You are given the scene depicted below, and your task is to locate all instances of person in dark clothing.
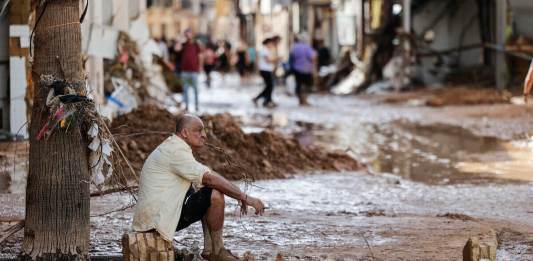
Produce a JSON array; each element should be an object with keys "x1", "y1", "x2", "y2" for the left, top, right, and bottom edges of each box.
[
  {"x1": 252, "y1": 38, "x2": 279, "y2": 108},
  {"x1": 315, "y1": 39, "x2": 331, "y2": 69},
  {"x1": 216, "y1": 40, "x2": 231, "y2": 74},
  {"x1": 236, "y1": 40, "x2": 247, "y2": 77},
  {"x1": 203, "y1": 42, "x2": 217, "y2": 88}
]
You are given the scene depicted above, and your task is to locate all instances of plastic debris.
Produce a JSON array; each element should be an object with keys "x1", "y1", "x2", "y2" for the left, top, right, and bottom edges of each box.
[
  {"x1": 88, "y1": 123, "x2": 99, "y2": 138},
  {"x1": 87, "y1": 124, "x2": 114, "y2": 186}
]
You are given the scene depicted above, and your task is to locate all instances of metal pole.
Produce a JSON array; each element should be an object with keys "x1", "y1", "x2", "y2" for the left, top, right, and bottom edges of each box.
[
  {"x1": 403, "y1": 0, "x2": 411, "y2": 34},
  {"x1": 495, "y1": 0, "x2": 508, "y2": 89}
]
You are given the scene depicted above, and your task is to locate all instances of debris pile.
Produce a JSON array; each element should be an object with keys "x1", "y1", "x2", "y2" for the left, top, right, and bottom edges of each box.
[
  {"x1": 382, "y1": 87, "x2": 512, "y2": 107},
  {"x1": 426, "y1": 87, "x2": 512, "y2": 107},
  {"x1": 110, "y1": 105, "x2": 175, "y2": 175},
  {"x1": 110, "y1": 106, "x2": 360, "y2": 181},
  {"x1": 103, "y1": 32, "x2": 146, "y2": 98},
  {"x1": 196, "y1": 114, "x2": 360, "y2": 180},
  {"x1": 100, "y1": 31, "x2": 179, "y2": 120}
]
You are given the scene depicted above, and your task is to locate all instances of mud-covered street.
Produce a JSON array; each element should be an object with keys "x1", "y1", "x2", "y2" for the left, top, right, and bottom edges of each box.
[{"x1": 2, "y1": 75, "x2": 533, "y2": 260}]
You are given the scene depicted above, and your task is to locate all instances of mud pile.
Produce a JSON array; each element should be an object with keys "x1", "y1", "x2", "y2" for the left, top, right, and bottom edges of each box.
[
  {"x1": 110, "y1": 106, "x2": 360, "y2": 181},
  {"x1": 196, "y1": 114, "x2": 360, "y2": 180},
  {"x1": 426, "y1": 87, "x2": 512, "y2": 107},
  {"x1": 110, "y1": 105, "x2": 175, "y2": 173},
  {"x1": 382, "y1": 87, "x2": 512, "y2": 107}
]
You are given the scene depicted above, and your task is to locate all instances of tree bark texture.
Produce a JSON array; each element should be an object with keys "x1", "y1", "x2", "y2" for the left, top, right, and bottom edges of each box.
[{"x1": 22, "y1": 0, "x2": 90, "y2": 260}]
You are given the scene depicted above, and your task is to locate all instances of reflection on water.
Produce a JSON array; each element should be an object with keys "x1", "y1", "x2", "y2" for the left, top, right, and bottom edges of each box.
[
  {"x1": 1, "y1": 116, "x2": 532, "y2": 193},
  {"x1": 296, "y1": 120, "x2": 532, "y2": 185}
]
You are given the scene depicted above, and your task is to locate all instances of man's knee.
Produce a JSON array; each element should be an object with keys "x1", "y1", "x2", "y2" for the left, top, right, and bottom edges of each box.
[{"x1": 210, "y1": 189, "x2": 224, "y2": 206}]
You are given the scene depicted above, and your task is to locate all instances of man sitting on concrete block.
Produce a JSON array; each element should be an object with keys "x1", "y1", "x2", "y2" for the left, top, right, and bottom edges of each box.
[{"x1": 132, "y1": 114, "x2": 265, "y2": 261}]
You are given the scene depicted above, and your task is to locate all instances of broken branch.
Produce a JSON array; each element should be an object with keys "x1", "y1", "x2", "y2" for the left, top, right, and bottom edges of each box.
[
  {"x1": 90, "y1": 185, "x2": 138, "y2": 197},
  {"x1": 0, "y1": 220, "x2": 24, "y2": 246}
]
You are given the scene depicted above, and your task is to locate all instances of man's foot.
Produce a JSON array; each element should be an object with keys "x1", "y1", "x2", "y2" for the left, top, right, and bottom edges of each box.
[
  {"x1": 201, "y1": 251, "x2": 211, "y2": 260},
  {"x1": 209, "y1": 248, "x2": 240, "y2": 261}
]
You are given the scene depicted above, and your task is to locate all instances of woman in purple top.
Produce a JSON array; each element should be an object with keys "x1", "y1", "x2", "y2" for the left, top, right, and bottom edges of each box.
[{"x1": 289, "y1": 33, "x2": 316, "y2": 106}]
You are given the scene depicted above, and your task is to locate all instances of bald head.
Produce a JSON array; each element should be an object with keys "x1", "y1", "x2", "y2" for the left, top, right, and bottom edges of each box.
[
  {"x1": 176, "y1": 114, "x2": 207, "y2": 149},
  {"x1": 176, "y1": 114, "x2": 202, "y2": 133}
]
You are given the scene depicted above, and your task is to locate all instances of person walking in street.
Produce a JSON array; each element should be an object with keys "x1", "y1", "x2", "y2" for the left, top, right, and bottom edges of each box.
[
  {"x1": 204, "y1": 42, "x2": 217, "y2": 88},
  {"x1": 246, "y1": 45, "x2": 256, "y2": 74},
  {"x1": 253, "y1": 37, "x2": 279, "y2": 108},
  {"x1": 289, "y1": 33, "x2": 317, "y2": 106},
  {"x1": 236, "y1": 40, "x2": 248, "y2": 79},
  {"x1": 133, "y1": 114, "x2": 265, "y2": 261},
  {"x1": 216, "y1": 40, "x2": 232, "y2": 81},
  {"x1": 176, "y1": 28, "x2": 203, "y2": 112}
]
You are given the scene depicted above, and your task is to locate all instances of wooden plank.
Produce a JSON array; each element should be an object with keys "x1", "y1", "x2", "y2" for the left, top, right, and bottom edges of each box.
[
  {"x1": 138, "y1": 233, "x2": 148, "y2": 261},
  {"x1": 132, "y1": 233, "x2": 139, "y2": 260},
  {"x1": 121, "y1": 233, "x2": 130, "y2": 261},
  {"x1": 146, "y1": 233, "x2": 157, "y2": 261},
  {"x1": 152, "y1": 234, "x2": 159, "y2": 261},
  {"x1": 495, "y1": 0, "x2": 508, "y2": 89},
  {"x1": 159, "y1": 251, "x2": 169, "y2": 261},
  {"x1": 122, "y1": 232, "x2": 174, "y2": 261}
]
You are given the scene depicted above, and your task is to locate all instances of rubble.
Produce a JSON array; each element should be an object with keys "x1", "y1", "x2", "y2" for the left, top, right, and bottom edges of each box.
[
  {"x1": 381, "y1": 86, "x2": 512, "y2": 107},
  {"x1": 437, "y1": 213, "x2": 476, "y2": 221},
  {"x1": 426, "y1": 87, "x2": 513, "y2": 107},
  {"x1": 110, "y1": 106, "x2": 360, "y2": 181},
  {"x1": 99, "y1": 31, "x2": 179, "y2": 121},
  {"x1": 110, "y1": 105, "x2": 175, "y2": 177},
  {"x1": 195, "y1": 114, "x2": 361, "y2": 180}
]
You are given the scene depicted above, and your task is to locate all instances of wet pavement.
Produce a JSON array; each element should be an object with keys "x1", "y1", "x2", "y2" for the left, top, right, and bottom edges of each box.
[
  {"x1": 202, "y1": 74, "x2": 533, "y2": 185},
  {"x1": 2, "y1": 73, "x2": 533, "y2": 259}
]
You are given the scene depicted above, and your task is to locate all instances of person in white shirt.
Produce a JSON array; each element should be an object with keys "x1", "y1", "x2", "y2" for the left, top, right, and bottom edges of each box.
[
  {"x1": 132, "y1": 114, "x2": 265, "y2": 261},
  {"x1": 252, "y1": 37, "x2": 279, "y2": 108}
]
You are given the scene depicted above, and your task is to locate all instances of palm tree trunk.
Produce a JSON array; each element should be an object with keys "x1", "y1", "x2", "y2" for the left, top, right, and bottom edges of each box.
[{"x1": 21, "y1": 0, "x2": 90, "y2": 260}]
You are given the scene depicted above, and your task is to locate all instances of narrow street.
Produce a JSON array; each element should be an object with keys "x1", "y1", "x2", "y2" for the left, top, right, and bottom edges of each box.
[
  {"x1": 3, "y1": 1, "x2": 533, "y2": 260},
  {"x1": 4, "y1": 74, "x2": 533, "y2": 260}
]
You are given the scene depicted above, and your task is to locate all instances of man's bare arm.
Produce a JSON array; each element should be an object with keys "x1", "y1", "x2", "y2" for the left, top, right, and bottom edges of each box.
[
  {"x1": 202, "y1": 171, "x2": 245, "y2": 200},
  {"x1": 202, "y1": 171, "x2": 265, "y2": 215}
]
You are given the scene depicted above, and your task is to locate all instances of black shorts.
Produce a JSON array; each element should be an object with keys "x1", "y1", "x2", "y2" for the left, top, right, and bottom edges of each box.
[
  {"x1": 204, "y1": 64, "x2": 214, "y2": 74},
  {"x1": 294, "y1": 71, "x2": 313, "y2": 87},
  {"x1": 176, "y1": 186, "x2": 213, "y2": 231}
]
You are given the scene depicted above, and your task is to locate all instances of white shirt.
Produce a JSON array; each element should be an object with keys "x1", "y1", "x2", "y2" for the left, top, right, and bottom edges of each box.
[
  {"x1": 158, "y1": 41, "x2": 169, "y2": 61},
  {"x1": 132, "y1": 135, "x2": 210, "y2": 241},
  {"x1": 258, "y1": 47, "x2": 274, "y2": 72}
]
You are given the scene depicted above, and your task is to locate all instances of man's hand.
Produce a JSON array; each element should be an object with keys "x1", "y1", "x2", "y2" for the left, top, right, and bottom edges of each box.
[
  {"x1": 240, "y1": 199, "x2": 248, "y2": 215},
  {"x1": 242, "y1": 195, "x2": 265, "y2": 215}
]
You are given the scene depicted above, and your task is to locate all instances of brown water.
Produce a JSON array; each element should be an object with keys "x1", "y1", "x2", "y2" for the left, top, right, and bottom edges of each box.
[{"x1": 290, "y1": 119, "x2": 533, "y2": 185}]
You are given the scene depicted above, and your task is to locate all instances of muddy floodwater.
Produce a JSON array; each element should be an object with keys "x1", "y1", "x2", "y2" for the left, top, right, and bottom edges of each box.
[
  {"x1": 2, "y1": 77, "x2": 533, "y2": 260},
  {"x1": 2, "y1": 170, "x2": 533, "y2": 260},
  {"x1": 293, "y1": 120, "x2": 533, "y2": 185}
]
